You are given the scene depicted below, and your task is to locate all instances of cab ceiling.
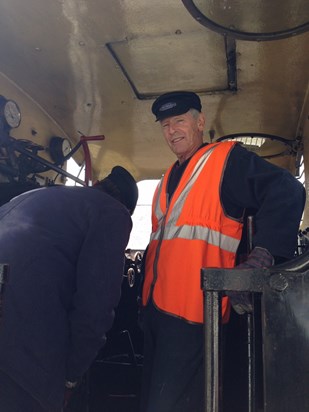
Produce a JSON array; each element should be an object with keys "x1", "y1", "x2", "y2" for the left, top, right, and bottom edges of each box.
[{"x1": 0, "y1": 0, "x2": 308, "y2": 181}]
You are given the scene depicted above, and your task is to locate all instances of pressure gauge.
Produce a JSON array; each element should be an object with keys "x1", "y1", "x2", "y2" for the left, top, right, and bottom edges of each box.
[
  {"x1": 49, "y1": 136, "x2": 72, "y2": 164},
  {"x1": 0, "y1": 97, "x2": 21, "y2": 129}
]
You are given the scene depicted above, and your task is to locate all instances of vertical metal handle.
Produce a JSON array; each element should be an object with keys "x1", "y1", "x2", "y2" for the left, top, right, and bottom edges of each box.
[
  {"x1": 246, "y1": 216, "x2": 256, "y2": 412},
  {"x1": 204, "y1": 290, "x2": 221, "y2": 412}
]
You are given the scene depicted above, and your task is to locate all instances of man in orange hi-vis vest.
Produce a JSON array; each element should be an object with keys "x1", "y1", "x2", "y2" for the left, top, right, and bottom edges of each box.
[{"x1": 139, "y1": 91, "x2": 305, "y2": 412}]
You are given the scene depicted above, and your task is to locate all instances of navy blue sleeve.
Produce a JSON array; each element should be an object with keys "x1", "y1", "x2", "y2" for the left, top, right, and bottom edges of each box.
[
  {"x1": 66, "y1": 205, "x2": 132, "y2": 381},
  {"x1": 221, "y1": 144, "x2": 306, "y2": 259}
]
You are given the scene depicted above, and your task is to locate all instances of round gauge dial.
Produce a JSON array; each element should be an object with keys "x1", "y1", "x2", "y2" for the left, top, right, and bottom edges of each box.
[
  {"x1": 62, "y1": 138, "x2": 72, "y2": 157},
  {"x1": 49, "y1": 136, "x2": 72, "y2": 164},
  {"x1": 0, "y1": 98, "x2": 21, "y2": 129}
]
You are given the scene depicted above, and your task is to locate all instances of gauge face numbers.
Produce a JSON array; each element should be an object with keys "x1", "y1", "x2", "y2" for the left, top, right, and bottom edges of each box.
[
  {"x1": 1, "y1": 98, "x2": 21, "y2": 129},
  {"x1": 49, "y1": 136, "x2": 72, "y2": 164},
  {"x1": 62, "y1": 138, "x2": 72, "y2": 157}
]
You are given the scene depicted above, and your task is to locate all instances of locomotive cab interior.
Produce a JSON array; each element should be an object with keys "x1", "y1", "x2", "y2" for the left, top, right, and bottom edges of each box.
[{"x1": 0, "y1": 0, "x2": 308, "y2": 411}]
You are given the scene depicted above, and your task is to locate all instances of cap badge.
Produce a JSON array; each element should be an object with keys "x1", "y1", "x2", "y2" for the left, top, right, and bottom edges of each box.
[{"x1": 159, "y1": 102, "x2": 177, "y2": 112}]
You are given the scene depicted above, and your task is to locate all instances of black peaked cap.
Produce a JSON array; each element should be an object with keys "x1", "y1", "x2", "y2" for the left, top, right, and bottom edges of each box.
[{"x1": 152, "y1": 91, "x2": 202, "y2": 121}]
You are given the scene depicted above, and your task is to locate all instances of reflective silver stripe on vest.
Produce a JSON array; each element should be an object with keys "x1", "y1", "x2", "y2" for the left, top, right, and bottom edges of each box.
[
  {"x1": 151, "y1": 145, "x2": 239, "y2": 253},
  {"x1": 171, "y1": 147, "x2": 215, "y2": 219},
  {"x1": 152, "y1": 223, "x2": 240, "y2": 253},
  {"x1": 154, "y1": 146, "x2": 216, "y2": 222},
  {"x1": 153, "y1": 178, "x2": 164, "y2": 223}
]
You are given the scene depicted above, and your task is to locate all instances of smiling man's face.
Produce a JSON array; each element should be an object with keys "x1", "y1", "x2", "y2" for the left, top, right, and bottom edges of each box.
[{"x1": 160, "y1": 110, "x2": 205, "y2": 164}]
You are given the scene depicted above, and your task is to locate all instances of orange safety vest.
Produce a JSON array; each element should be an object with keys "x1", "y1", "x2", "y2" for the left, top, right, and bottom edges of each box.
[{"x1": 142, "y1": 141, "x2": 244, "y2": 324}]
